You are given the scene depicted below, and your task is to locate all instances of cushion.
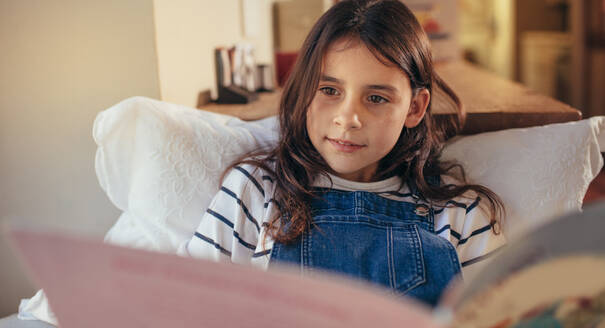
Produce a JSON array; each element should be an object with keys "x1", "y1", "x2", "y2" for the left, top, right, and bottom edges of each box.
[
  {"x1": 440, "y1": 118, "x2": 605, "y2": 238},
  {"x1": 93, "y1": 96, "x2": 279, "y2": 252}
]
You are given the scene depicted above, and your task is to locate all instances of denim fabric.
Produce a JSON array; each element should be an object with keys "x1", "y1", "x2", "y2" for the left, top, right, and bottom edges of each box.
[{"x1": 269, "y1": 188, "x2": 461, "y2": 307}]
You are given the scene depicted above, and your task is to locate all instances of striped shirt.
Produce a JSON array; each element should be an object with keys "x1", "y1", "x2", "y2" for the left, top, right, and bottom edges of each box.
[{"x1": 178, "y1": 164, "x2": 506, "y2": 284}]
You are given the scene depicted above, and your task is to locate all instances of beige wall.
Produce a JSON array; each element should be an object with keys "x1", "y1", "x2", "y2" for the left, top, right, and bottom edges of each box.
[
  {"x1": 274, "y1": 0, "x2": 324, "y2": 52},
  {"x1": 0, "y1": 0, "x2": 160, "y2": 317},
  {"x1": 153, "y1": 0, "x2": 275, "y2": 107}
]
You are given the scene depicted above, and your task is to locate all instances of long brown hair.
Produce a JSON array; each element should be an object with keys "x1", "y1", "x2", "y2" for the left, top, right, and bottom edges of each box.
[{"x1": 226, "y1": 0, "x2": 504, "y2": 244}]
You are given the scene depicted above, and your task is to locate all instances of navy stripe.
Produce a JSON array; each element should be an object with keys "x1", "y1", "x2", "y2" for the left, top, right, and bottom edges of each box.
[
  {"x1": 435, "y1": 224, "x2": 451, "y2": 235},
  {"x1": 263, "y1": 198, "x2": 281, "y2": 210},
  {"x1": 220, "y1": 186, "x2": 261, "y2": 232},
  {"x1": 252, "y1": 249, "x2": 272, "y2": 258},
  {"x1": 261, "y1": 175, "x2": 274, "y2": 183},
  {"x1": 444, "y1": 199, "x2": 468, "y2": 209},
  {"x1": 450, "y1": 229, "x2": 461, "y2": 240},
  {"x1": 206, "y1": 208, "x2": 234, "y2": 229},
  {"x1": 457, "y1": 224, "x2": 492, "y2": 246},
  {"x1": 234, "y1": 166, "x2": 265, "y2": 197},
  {"x1": 466, "y1": 197, "x2": 481, "y2": 214},
  {"x1": 435, "y1": 224, "x2": 462, "y2": 239},
  {"x1": 461, "y1": 246, "x2": 504, "y2": 267},
  {"x1": 233, "y1": 231, "x2": 256, "y2": 250},
  {"x1": 434, "y1": 198, "x2": 481, "y2": 214},
  {"x1": 194, "y1": 232, "x2": 231, "y2": 256}
]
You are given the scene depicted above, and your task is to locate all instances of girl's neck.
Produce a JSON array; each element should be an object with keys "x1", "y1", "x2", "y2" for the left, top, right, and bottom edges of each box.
[{"x1": 314, "y1": 173, "x2": 402, "y2": 192}]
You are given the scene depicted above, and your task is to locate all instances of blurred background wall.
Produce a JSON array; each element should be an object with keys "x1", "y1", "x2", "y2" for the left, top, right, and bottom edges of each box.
[{"x1": 457, "y1": 0, "x2": 605, "y2": 117}]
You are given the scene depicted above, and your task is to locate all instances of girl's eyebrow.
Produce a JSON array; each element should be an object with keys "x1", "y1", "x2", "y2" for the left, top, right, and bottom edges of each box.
[
  {"x1": 320, "y1": 74, "x2": 342, "y2": 83},
  {"x1": 367, "y1": 84, "x2": 398, "y2": 93},
  {"x1": 320, "y1": 74, "x2": 398, "y2": 94}
]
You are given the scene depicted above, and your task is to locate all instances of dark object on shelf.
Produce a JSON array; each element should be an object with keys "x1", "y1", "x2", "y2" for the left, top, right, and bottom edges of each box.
[
  {"x1": 216, "y1": 85, "x2": 258, "y2": 104},
  {"x1": 215, "y1": 48, "x2": 232, "y2": 88},
  {"x1": 214, "y1": 47, "x2": 258, "y2": 104}
]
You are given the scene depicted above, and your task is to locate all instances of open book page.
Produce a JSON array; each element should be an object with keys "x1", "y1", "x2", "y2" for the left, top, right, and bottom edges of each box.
[
  {"x1": 7, "y1": 227, "x2": 441, "y2": 328},
  {"x1": 8, "y1": 202, "x2": 605, "y2": 328},
  {"x1": 450, "y1": 202, "x2": 605, "y2": 328}
]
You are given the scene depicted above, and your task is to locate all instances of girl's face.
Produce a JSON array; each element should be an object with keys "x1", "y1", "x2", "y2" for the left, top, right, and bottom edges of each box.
[{"x1": 306, "y1": 38, "x2": 429, "y2": 182}]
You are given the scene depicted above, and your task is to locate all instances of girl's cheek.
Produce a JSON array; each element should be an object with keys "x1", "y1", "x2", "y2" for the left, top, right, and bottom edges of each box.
[
  {"x1": 369, "y1": 107, "x2": 396, "y2": 124},
  {"x1": 306, "y1": 103, "x2": 317, "y2": 120},
  {"x1": 373, "y1": 113, "x2": 406, "y2": 135},
  {"x1": 308, "y1": 100, "x2": 329, "y2": 120},
  {"x1": 306, "y1": 105, "x2": 321, "y2": 132}
]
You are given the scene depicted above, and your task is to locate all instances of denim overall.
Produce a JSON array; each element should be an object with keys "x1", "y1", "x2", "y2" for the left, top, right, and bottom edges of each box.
[{"x1": 268, "y1": 185, "x2": 462, "y2": 307}]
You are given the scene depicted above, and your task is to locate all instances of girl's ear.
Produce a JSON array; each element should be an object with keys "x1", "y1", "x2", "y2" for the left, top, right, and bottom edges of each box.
[{"x1": 404, "y1": 89, "x2": 430, "y2": 128}]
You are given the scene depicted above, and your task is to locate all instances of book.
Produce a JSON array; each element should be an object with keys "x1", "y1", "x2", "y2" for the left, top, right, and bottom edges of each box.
[
  {"x1": 215, "y1": 48, "x2": 232, "y2": 87},
  {"x1": 7, "y1": 202, "x2": 605, "y2": 328}
]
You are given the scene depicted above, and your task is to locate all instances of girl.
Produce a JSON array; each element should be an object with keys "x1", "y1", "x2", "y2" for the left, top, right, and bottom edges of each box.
[{"x1": 179, "y1": 0, "x2": 506, "y2": 307}]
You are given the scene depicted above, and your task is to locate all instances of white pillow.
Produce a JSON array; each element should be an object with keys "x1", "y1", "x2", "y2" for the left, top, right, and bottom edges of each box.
[
  {"x1": 441, "y1": 117, "x2": 605, "y2": 238},
  {"x1": 93, "y1": 96, "x2": 279, "y2": 252}
]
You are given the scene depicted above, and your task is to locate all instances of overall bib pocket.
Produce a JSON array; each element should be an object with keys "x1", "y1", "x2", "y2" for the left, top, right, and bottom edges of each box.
[
  {"x1": 268, "y1": 189, "x2": 460, "y2": 306},
  {"x1": 305, "y1": 216, "x2": 426, "y2": 294}
]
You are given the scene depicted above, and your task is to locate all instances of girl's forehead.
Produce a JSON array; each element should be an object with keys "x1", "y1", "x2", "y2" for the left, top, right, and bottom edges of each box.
[
  {"x1": 322, "y1": 37, "x2": 399, "y2": 69},
  {"x1": 326, "y1": 37, "x2": 361, "y2": 53},
  {"x1": 320, "y1": 38, "x2": 409, "y2": 86}
]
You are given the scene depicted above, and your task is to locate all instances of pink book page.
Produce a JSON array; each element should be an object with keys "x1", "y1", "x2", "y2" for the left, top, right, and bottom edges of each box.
[{"x1": 8, "y1": 228, "x2": 441, "y2": 328}]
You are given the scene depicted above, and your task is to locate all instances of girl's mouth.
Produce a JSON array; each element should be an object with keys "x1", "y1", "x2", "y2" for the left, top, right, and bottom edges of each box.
[{"x1": 327, "y1": 138, "x2": 365, "y2": 153}]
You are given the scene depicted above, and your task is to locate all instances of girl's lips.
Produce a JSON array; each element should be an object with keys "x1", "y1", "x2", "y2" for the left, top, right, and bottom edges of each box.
[{"x1": 327, "y1": 138, "x2": 365, "y2": 153}]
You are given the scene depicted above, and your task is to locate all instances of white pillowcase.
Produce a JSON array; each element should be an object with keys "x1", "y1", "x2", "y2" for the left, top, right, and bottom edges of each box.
[
  {"x1": 440, "y1": 117, "x2": 605, "y2": 238},
  {"x1": 94, "y1": 96, "x2": 279, "y2": 252},
  {"x1": 19, "y1": 96, "x2": 605, "y2": 325}
]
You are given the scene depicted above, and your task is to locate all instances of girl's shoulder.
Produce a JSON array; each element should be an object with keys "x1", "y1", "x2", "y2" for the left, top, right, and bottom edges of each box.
[
  {"x1": 222, "y1": 161, "x2": 277, "y2": 198},
  {"x1": 432, "y1": 174, "x2": 483, "y2": 213},
  {"x1": 227, "y1": 161, "x2": 275, "y2": 178}
]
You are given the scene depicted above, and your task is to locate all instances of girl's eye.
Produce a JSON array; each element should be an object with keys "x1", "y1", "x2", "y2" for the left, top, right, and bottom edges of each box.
[
  {"x1": 319, "y1": 87, "x2": 339, "y2": 96},
  {"x1": 368, "y1": 95, "x2": 388, "y2": 104}
]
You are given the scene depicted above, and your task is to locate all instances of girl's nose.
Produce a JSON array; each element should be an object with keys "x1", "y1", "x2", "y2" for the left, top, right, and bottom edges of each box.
[{"x1": 333, "y1": 100, "x2": 362, "y2": 130}]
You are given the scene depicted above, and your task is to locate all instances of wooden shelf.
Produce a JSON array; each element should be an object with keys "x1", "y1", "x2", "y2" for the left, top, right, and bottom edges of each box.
[
  {"x1": 433, "y1": 61, "x2": 581, "y2": 134},
  {"x1": 199, "y1": 61, "x2": 581, "y2": 135}
]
